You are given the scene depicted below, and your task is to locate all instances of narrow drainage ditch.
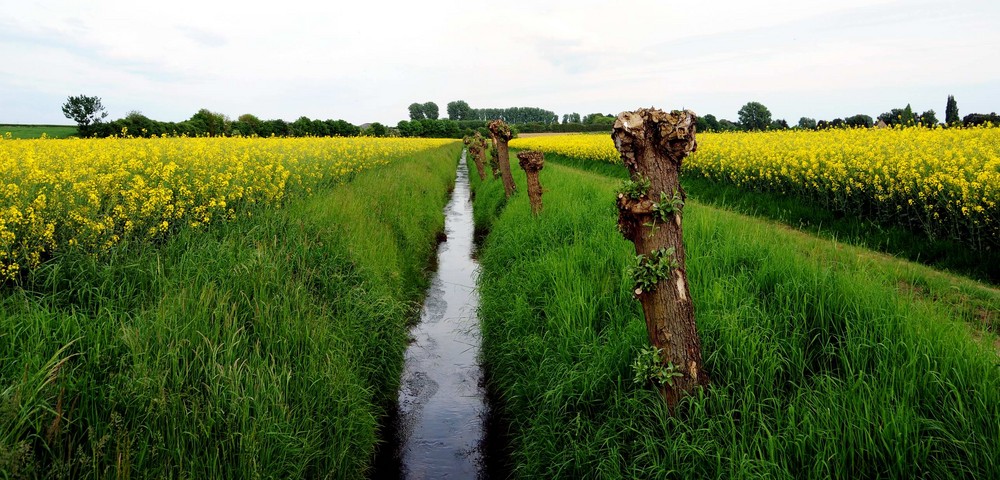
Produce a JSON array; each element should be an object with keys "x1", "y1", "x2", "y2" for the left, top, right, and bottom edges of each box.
[{"x1": 373, "y1": 150, "x2": 507, "y2": 479}]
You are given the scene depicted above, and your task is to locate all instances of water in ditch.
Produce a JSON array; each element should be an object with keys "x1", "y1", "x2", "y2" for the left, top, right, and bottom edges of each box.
[{"x1": 377, "y1": 151, "x2": 494, "y2": 479}]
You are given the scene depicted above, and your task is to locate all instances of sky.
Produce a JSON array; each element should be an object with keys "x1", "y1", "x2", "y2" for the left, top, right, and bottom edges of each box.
[{"x1": 2, "y1": 0, "x2": 999, "y2": 126}]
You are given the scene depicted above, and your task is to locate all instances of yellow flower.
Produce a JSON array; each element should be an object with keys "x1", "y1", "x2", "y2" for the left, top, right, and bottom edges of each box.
[
  {"x1": 0, "y1": 136, "x2": 454, "y2": 279},
  {"x1": 512, "y1": 127, "x2": 999, "y2": 249}
]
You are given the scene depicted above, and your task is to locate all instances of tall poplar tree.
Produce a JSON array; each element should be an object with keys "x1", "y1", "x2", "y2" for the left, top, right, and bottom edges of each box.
[{"x1": 946, "y1": 95, "x2": 960, "y2": 126}]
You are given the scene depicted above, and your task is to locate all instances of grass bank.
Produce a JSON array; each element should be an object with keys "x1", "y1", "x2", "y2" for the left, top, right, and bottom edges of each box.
[
  {"x1": 532, "y1": 152, "x2": 1000, "y2": 285},
  {"x1": 0, "y1": 143, "x2": 461, "y2": 478},
  {"x1": 471, "y1": 155, "x2": 1000, "y2": 478},
  {"x1": 1, "y1": 125, "x2": 78, "y2": 139}
]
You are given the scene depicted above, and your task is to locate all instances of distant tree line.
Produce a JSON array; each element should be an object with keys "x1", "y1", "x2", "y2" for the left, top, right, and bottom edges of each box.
[
  {"x1": 400, "y1": 101, "x2": 613, "y2": 138},
  {"x1": 395, "y1": 116, "x2": 614, "y2": 139},
  {"x1": 88, "y1": 109, "x2": 366, "y2": 138},
  {"x1": 468, "y1": 107, "x2": 558, "y2": 124},
  {"x1": 396, "y1": 119, "x2": 489, "y2": 139},
  {"x1": 61, "y1": 95, "x2": 379, "y2": 138},
  {"x1": 410, "y1": 100, "x2": 561, "y2": 125},
  {"x1": 516, "y1": 122, "x2": 613, "y2": 134},
  {"x1": 407, "y1": 97, "x2": 995, "y2": 138},
  {"x1": 960, "y1": 112, "x2": 1000, "y2": 127},
  {"x1": 61, "y1": 94, "x2": 999, "y2": 140},
  {"x1": 695, "y1": 96, "x2": 998, "y2": 133},
  {"x1": 516, "y1": 112, "x2": 616, "y2": 133}
]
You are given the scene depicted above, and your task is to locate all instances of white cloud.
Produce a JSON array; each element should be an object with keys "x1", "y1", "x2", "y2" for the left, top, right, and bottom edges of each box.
[{"x1": 2, "y1": 0, "x2": 998, "y2": 125}]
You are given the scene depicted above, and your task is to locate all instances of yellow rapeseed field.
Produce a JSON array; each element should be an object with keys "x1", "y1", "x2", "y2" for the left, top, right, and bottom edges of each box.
[
  {"x1": 511, "y1": 128, "x2": 1000, "y2": 249},
  {"x1": 0, "y1": 135, "x2": 452, "y2": 279}
]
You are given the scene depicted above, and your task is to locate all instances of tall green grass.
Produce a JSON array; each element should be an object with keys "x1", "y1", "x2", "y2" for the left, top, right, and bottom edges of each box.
[
  {"x1": 0, "y1": 143, "x2": 461, "y2": 478},
  {"x1": 534, "y1": 152, "x2": 1000, "y2": 284},
  {"x1": 471, "y1": 156, "x2": 1000, "y2": 478}
]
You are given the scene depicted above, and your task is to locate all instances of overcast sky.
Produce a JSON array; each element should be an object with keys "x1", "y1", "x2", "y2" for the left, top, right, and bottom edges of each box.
[{"x1": 2, "y1": 0, "x2": 998, "y2": 126}]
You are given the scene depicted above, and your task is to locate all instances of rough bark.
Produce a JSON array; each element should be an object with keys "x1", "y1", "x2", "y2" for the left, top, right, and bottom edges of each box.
[
  {"x1": 488, "y1": 120, "x2": 516, "y2": 197},
  {"x1": 612, "y1": 108, "x2": 708, "y2": 410},
  {"x1": 516, "y1": 150, "x2": 544, "y2": 215},
  {"x1": 468, "y1": 144, "x2": 486, "y2": 181},
  {"x1": 488, "y1": 143, "x2": 501, "y2": 179},
  {"x1": 470, "y1": 134, "x2": 487, "y2": 181}
]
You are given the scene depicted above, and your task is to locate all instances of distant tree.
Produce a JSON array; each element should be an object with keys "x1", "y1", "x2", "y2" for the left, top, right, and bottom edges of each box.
[
  {"x1": 423, "y1": 102, "x2": 439, "y2": 120},
  {"x1": 234, "y1": 113, "x2": 263, "y2": 136},
  {"x1": 122, "y1": 110, "x2": 157, "y2": 136},
  {"x1": 327, "y1": 119, "x2": 360, "y2": 136},
  {"x1": 718, "y1": 119, "x2": 741, "y2": 132},
  {"x1": 311, "y1": 119, "x2": 330, "y2": 136},
  {"x1": 418, "y1": 119, "x2": 443, "y2": 137},
  {"x1": 189, "y1": 109, "x2": 229, "y2": 136},
  {"x1": 878, "y1": 104, "x2": 916, "y2": 127},
  {"x1": 844, "y1": 114, "x2": 873, "y2": 128},
  {"x1": 798, "y1": 117, "x2": 817, "y2": 129},
  {"x1": 366, "y1": 122, "x2": 388, "y2": 137},
  {"x1": 919, "y1": 109, "x2": 938, "y2": 126},
  {"x1": 411, "y1": 119, "x2": 462, "y2": 138},
  {"x1": 447, "y1": 100, "x2": 473, "y2": 120},
  {"x1": 439, "y1": 119, "x2": 461, "y2": 137},
  {"x1": 583, "y1": 113, "x2": 614, "y2": 125},
  {"x1": 408, "y1": 103, "x2": 425, "y2": 120},
  {"x1": 62, "y1": 94, "x2": 109, "y2": 136},
  {"x1": 829, "y1": 118, "x2": 845, "y2": 129},
  {"x1": 569, "y1": 112, "x2": 581, "y2": 123},
  {"x1": 877, "y1": 109, "x2": 902, "y2": 127},
  {"x1": 770, "y1": 118, "x2": 789, "y2": 130},
  {"x1": 695, "y1": 116, "x2": 709, "y2": 132},
  {"x1": 901, "y1": 104, "x2": 916, "y2": 126},
  {"x1": 962, "y1": 112, "x2": 1000, "y2": 127},
  {"x1": 397, "y1": 120, "x2": 422, "y2": 137},
  {"x1": 702, "y1": 114, "x2": 720, "y2": 132},
  {"x1": 877, "y1": 110, "x2": 895, "y2": 126},
  {"x1": 290, "y1": 116, "x2": 315, "y2": 136},
  {"x1": 816, "y1": 120, "x2": 830, "y2": 130},
  {"x1": 267, "y1": 119, "x2": 290, "y2": 136},
  {"x1": 945, "y1": 95, "x2": 960, "y2": 126},
  {"x1": 737, "y1": 101, "x2": 772, "y2": 131},
  {"x1": 254, "y1": 117, "x2": 275, "y2": 137}
]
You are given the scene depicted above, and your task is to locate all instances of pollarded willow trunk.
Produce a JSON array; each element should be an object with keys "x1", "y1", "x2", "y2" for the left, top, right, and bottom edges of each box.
[
  {"x1": 612, "y1": 108, "x2": 708, "y2": 411},
  {"x1": 468, "y1": 144, "x2": 487, "y2": 181},
  {"x1": 488, "y1": 142, "x2": 501, "y2": 179},
  {"x1": 516, "y1": 150, "x2": 544, "y2": 215},
  {"x1": 488, "y1": 120, "x2": 516, "y2": 197},
  {"x1": 470, "y1": 133, "x2": 487, "y2": 181},
  {"x1": 463, "y1": 134, "x2": 484, "y2": 180}
]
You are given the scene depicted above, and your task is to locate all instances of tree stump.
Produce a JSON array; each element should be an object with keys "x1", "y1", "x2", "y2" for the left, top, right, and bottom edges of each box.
[
  {"x1": 612, "y1": 108, "x2": 708, "y2": 411},
  {"x1": 488, "y1": 120, "x2": 516, "y2": 197},
  {"x1": 516, "y1": 150, "x2": 544, "y2": 215}
]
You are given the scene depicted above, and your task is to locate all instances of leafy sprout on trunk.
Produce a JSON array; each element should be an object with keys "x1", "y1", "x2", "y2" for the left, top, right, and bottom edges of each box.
[
  {"x1": 632, "y1": 346, "x2": 684, "y2": 387},
  {"x1": 628, "y1": 247, "x2": 679, "y2": 295},
  {"x1": 652, "y1": 190, "x2": 684, "y2": 220},
  {"x1": 616, "y1": 176, "x2": 651, "y2": 200}
]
